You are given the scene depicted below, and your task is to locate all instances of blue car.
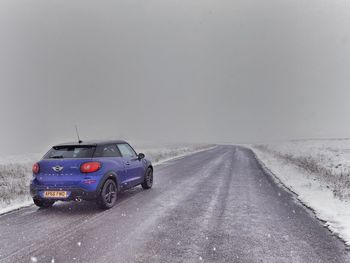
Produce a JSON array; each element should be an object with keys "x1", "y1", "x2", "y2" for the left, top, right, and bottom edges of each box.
[{"x1": 30, "y1": 140, "x2": 153, "y2": 209}]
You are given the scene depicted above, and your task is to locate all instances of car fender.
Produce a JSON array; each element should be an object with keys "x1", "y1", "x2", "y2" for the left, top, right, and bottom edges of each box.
[{"x1": 97, "y1": 170, "x2": 121, "y2": 193}]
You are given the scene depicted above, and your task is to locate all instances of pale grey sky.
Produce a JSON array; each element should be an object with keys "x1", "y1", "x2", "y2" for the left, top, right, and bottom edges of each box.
[{"x1": 1, "y1": 0, "x2": 350, "y2": 155}]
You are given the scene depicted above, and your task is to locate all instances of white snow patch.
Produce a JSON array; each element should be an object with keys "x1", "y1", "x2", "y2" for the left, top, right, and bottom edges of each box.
[
  {"x1": 0, "y1": 199, "x2": 33, "y2": 215},
  {"x1": 251, "y1": 141, "x2": 350, "y2": 246}
]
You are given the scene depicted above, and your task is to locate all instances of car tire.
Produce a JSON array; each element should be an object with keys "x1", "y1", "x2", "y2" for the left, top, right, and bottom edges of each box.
[
  {"x1": 141, "y1": 168, "x2": 153, "y2": 189},
  {"x1": 96, "y1": 179, "x2": 118, "y2": 209},
  {"x1": 33, "y1": 199, "x2": 55, "y2": 208}
]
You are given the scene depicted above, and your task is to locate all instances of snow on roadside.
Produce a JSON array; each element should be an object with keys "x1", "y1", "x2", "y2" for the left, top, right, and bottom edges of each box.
[
  {"x1": 251, "y1": 144, "x2": 350, "y2": 246},
  {"x1": 0, "y1": 144, "x2": 214, "y2": 215},
  {"x1": 138, "y1": 145, "x2": 217, "y2": 165}
]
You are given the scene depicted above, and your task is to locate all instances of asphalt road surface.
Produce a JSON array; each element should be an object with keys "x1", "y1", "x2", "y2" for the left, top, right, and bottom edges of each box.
[{"x1": 0, "y1": 146, "x2": 349, "y2": 263}]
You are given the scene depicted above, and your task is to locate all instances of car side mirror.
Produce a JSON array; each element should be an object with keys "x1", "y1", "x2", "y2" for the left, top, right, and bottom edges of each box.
[{"x1": 138, "y1": 153, "x2": 145, "y2": 160}]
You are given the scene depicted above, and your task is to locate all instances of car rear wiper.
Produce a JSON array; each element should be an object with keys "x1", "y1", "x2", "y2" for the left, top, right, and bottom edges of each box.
[{"x1": 50, "y1": 155, "x2": 64, "y2": 159}]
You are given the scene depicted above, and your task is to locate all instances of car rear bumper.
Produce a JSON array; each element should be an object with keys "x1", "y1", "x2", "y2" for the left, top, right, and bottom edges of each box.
[{"x1": 30, "y1": 183, "x2": 99, "y2": 201}]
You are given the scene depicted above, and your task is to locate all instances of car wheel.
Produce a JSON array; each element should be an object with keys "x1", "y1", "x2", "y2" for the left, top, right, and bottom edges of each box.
[
  {"x1": 97, "y1": 179, "x2": 118, "y2": 209},
  {"x1": 33, "y1": 198, "x2": 55, "y2": 208},
  {"x1": 141, "y1": 168, "x2": 153, "y2": 189}
]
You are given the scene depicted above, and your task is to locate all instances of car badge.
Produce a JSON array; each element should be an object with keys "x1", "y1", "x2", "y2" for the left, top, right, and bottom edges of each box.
[{"x1": 52, "y1": 165, "x2": 64, "y2": 172}]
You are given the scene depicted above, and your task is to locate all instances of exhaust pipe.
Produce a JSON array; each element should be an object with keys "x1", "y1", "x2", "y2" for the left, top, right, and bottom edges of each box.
[{"x1": 75, "y1": 197, "x2": 82, "y2": 202}]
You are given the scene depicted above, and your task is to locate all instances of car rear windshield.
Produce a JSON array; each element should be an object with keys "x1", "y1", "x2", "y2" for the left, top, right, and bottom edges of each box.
[{"x1": 43, "y1": 145, "x2": 96, "y2": 159}]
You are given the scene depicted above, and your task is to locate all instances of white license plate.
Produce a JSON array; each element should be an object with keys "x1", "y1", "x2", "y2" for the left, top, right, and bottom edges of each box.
[{"x1": 44, "y1": 191, "x2": 68, "y2": 198}]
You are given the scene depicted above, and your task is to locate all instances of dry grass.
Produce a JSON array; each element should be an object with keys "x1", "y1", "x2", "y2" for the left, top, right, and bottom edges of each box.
[
  {"x1": 254, "y1": 144, "x2": 350, "y2": 200},
  {"x1": 0, "y1": 162, "x2": 32, "y2": 205}
]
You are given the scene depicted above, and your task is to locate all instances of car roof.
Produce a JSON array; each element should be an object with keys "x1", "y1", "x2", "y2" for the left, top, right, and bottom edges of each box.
[{"x1": 53, "y1": 139, "x2": 128, "y2": 147}]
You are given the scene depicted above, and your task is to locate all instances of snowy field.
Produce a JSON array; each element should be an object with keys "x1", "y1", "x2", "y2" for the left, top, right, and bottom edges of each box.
[
  {"x1": 0, "y1": 143, "x2": 214, "y2": 215},
  {"x1": 251, "y1": 139, "x2": 350, "y2": 246}
]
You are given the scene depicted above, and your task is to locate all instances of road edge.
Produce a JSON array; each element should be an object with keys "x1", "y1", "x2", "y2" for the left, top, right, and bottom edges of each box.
[{"x1": 248, "y1": 146, "x2": 350, "y2": 249}]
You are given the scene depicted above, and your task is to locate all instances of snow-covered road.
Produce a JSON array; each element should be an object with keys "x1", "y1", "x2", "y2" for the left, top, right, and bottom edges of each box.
[{"x1": 0, "y1": 146, "x2": 349, "y2": 262}]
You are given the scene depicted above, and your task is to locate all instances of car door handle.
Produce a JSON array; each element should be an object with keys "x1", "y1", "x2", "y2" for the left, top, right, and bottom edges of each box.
[{"x1": 125, "y1": 162, "x2": 130, "y2": 166}]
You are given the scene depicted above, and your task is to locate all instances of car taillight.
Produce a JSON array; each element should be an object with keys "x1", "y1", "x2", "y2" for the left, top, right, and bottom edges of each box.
[
  {"x1": 32, "y1": 163, "x2": 40, "y2": 174},
  {"x1": 80, "y1": 162, "x2": 101, "y2": 173}
]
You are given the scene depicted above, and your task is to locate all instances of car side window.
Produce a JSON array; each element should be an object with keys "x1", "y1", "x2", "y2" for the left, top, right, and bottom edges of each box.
[
  {"x1": 94, "y1": 144, "x2": 121, "y2": 158},
  {"x1": 117, "y1": 144, "x2": 137, "y2": 158}
]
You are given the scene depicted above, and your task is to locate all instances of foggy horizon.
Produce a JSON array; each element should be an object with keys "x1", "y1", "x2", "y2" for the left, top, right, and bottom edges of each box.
[{"x1": 1, "y1": 0, "x2": 350, "y2": 155}]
